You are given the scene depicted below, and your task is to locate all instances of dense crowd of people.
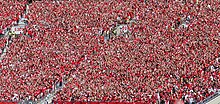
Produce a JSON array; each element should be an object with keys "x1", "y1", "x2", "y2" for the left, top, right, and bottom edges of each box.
[
  {"x1": 0, "y1": 0, "x2": 26, "y2": 29},
  {"x1": 0, "y1": 0, "x2": 219, "y2": 104},
  {"x1": 0, "y1": 0, "x2": 28, "y2": 56}
]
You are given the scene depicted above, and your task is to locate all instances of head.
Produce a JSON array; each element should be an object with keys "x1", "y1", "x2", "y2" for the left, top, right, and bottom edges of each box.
[{"x1": 174, "y1": 99, "x2": 184, "y2": 104}]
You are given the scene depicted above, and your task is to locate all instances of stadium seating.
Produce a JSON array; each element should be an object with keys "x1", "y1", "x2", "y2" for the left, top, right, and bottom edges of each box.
[
  {"x1": 0, "y1": 0, "x2": 219, "y2": 104},
  {"x1": 0, "y1": 0, "x2": 26, "y2": 29}
]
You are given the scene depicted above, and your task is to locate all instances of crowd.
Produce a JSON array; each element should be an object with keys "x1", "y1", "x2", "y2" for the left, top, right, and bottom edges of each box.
[
  {"x1": 0, "y1": 0, "x2": 27, "y2": 56},
  {"x1": 0, "y1": 0, "x2": 219, "y2": 104},
  {"x1": 0, "y1": 0, "x2": 26, "y2": 29}
]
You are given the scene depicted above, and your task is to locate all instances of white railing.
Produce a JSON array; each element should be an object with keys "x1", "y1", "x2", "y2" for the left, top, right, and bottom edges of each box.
[{"x1": 198, "y1": 91, "x2": 220, "y2": 104}]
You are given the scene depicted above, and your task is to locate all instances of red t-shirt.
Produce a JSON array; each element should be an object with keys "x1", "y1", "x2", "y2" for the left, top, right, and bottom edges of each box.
[
  {"x1": 60, "y1": 65, "x2": 65, "y2": 73},
  {"x1": 28, "y1": 30, "x2": 32, "y2": 36}
]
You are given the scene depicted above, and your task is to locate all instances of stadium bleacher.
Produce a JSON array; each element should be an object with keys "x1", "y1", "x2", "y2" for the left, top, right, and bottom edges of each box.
[{"x1": 0, "y1": 0, "x2": 219, "y2": 104}]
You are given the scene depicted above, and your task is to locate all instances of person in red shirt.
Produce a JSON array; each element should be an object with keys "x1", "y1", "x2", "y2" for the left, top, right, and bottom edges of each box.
[{"x1": 0, "y1": 29, "x2": 3, "y2": 36}]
